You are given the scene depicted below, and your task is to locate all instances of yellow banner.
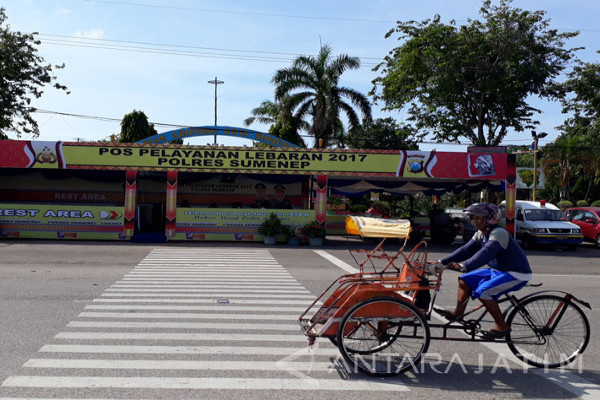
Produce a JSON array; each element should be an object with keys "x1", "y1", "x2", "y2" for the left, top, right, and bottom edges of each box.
[
  {"x1": 0, "y1": 204, "x2": 125, "y2": 240},
  {"x1": 175, "y1": 208, "x2": 315, "y2": 241},
  {"x1": 61, "y1": 146, "x2": 400, "y2": 174}
]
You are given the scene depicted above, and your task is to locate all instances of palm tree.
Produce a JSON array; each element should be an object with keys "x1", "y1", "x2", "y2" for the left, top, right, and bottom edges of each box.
[
  {"x1": 271, "y1": 45, "x2": 372, "y2": 148},
  {"x1": 543, "y1": 136, "x2": 579, "y2": 201},
  {"x1": 243, "y1": 100, "x2": 280, "y2": 127},
  {"x1": 243, "y1": 99, "x2": 308, "y2": 147}
]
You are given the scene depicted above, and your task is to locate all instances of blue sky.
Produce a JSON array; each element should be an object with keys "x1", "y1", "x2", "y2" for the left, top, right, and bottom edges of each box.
[{"x1": 3, "y1": 0, "x2": 600, "y2": 151}]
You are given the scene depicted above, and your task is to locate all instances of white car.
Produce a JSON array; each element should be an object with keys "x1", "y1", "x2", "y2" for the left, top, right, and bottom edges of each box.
[{"x1": 499, "y1": 200, "x2": 583, "y2": 250}]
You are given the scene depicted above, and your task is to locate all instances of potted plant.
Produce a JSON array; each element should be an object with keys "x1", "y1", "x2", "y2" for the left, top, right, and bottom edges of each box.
[
  {"x1": 283, "y1": 225, "x2": 300, "y2": 246},
  {"x1": 303, "y1": 220, "x2": 326, "y2": 246},
  {"x1": 259, "y1": 213, "x2": 283, "y2": 245}
]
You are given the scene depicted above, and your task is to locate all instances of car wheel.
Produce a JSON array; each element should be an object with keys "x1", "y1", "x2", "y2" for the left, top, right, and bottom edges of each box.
[
  {"x1": 596, "y1": 235, "x2": 600, "y2": 248},
  {"x1": 521, "y1": 234, "x2": 532, "y2": 250}
]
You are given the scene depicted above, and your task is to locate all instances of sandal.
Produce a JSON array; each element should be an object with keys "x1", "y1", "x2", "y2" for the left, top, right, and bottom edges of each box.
[
  {"x1": 434, "y1": 307, "x2": 460, "y2": 322},
  {"x1": 481, "y1": 328, "x2": 511, "y2": 340}
]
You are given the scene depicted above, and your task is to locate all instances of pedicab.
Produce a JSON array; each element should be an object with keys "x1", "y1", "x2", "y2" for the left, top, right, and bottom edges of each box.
[{"x1": 298, "y1": 216, "x2": 591, "y2": 376}]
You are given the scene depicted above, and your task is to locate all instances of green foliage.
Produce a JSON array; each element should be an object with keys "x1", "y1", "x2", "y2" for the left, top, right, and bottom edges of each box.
[
  {"x1": 281, "y1": 225, "x2": 298, "y2": 238},
  {"x1": 371, "y1": 0, "x2": 578, "y2": 146},
  {"x1": 591, "y1": 200, "x2": 600, "y2": 207},
  {"x1": 346, "y1": 118, "x2": 419, "y2": 150},
  {"x1": 556, "y1": 200, "x2": 573, "y2": 210},
  {"x1": 0, "y1": 8, "x2": 69, "y2": 139},
  {"x1": 302, "y1": 221, "x2": 326, "y2": 238},
  {"x1": 118, "y1": 110, "x2": 158, "y2": 143},
  {"x1": 369, "y1": 200, "x2": 390, "y2": 216},
  {"x1": 244, "y1": 99, "x2": 307, "y2": 147},
  {"x1": 272, "y1": 45, "x2": 372, "y2": 148},
  {"x1": 258, "y1": 213, "x2": 283, "y2": 236},
  {"x1": 351, "y1": 204, "x2": 369, "y2": 213},
  {"x1": 552, "y1": 61, "x2": 600, "y2": 202},
  {"x1": 576, "y1": 200, "x2": 590, "y2": 207},
  {"x1": 560, "y1": 61, "x2": 600, "y2": 122}
]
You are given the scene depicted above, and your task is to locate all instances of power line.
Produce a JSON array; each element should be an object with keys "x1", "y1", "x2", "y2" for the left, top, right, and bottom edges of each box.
[
  {"x1": 80, "y1": 0, "x2": 394, "y2": 24},
  {"x1": 31, "y1": 109, "x2": 577, "y2": 147},
  {"x1": 79, "y1": 0, "x2": 600, "y2": 34},
  {"x1": 37, "y1": 34, "x2": 381, "y2": 67},
  {"x1": 39, "y1": 34, "x2": 384, "y2": 61},
  {"x1": 37, "y1": 33, "x2": 583, "y2": 71},
  {"x1": 33, "y1": 109, "x2": 186, "y2": 129}
]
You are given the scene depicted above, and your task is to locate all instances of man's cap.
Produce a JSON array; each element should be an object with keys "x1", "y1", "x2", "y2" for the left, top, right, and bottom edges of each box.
[
  {"x1": 255, "y1": 183, "x2": 266, "y2": 189},
  {"x1": 274, "y1": 184, "x2": 285, "y2": 190}
]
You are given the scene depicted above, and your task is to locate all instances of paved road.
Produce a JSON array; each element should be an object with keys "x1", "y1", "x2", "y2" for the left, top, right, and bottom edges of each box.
[{"x1": 0, "y1": 239, "x2": 599, "y2": 399}]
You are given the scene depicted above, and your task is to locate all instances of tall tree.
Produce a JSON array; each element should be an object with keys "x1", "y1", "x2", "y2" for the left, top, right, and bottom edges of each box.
[
  {"x1": 243, "y1": 99, "x2": 307, "y2": 147},
  {"x1": 0, "y1": 8, "x2": 69, "y2": 139},
  {"x1": 555, "y1": 59, "x2": 600, "y2": 201},
  {"x1": 542, "y1": 136, "x2": 579, "y2": 201},
  {"x1": 272, "y1": 45, "x2": 372, "y2": 148},
  {"x1": 118, "y1": 110, "x2": 158, "y2": 143},
  {"x1": 371, "y1": 0, "x2": 578, "y2": 146},
  {"x1": 346, "y1": 117, "x2": 419, "y2": 150},
  {"x1": 560, "y1": 59, "x2": 600, "y2": 123}
]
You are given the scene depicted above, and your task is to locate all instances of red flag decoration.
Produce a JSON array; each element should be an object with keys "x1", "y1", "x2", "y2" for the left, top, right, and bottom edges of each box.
[
  {"x1": 165, "y1": 171, "x2": 178, "y2": 237},
  {"x1": 315, "y1": 175, "x2": 327, "y2": 224},
  {"x1": 124, "y1": 170, "x2": 137, "y2": 238}
]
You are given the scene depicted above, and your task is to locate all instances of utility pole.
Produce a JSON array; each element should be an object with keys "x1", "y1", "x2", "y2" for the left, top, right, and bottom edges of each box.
[
  {"x1": 207, "y1": 77, "x2": 224, "y2": 145},
  {"x1": 531, "y1": 131, "x2": 548, "y2": 202}
]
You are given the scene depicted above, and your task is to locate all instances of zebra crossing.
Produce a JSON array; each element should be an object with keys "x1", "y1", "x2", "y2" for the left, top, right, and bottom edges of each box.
[{"x1": 0, "y1": 248, "x2": 408, "y2": 399}]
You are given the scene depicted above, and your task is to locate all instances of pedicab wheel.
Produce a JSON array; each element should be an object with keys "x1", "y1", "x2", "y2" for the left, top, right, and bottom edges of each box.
[
  {"x1": 336, "y1": 297, "x2": 430, "y2": 376},
  {"x1": 506, "y1": 294, "x2": 590, "y2": 368}
]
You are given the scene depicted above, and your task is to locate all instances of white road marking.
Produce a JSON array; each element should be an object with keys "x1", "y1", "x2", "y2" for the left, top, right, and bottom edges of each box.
[
  {"x1": 90, "y1": 298, "x2": 322, "y2": 305},
  {"x1": 106, "y1": 284, "x2": 310, "y2": 294},
  {"x1": 131, "y1": 270, "x2": 291, "y2": 275},
  {"x1": 81, "y1": 303, "x2": 306, "y2": 312},
  {"x1": 531, "y1": 273, "x2": 600, "y2": 278},
  {"x1": 1, "y1": 376, "x2": 408, "y2": 391},
  {"x1": 133, "y1": 263, "x2": 284, "y2": 266},
  {"x1": 78, "y1": 311, "x2": 298, "y2": 319},
  {"x1": 87, "y1": 298, "x2": 313, "y2": 306},
  {"x1": 122, "y1": 276, "x2": 299, "y2": 282},
  {"x1": 79, "y1": 304, "x2": 306, "y2": 319},
  {"x1": 101, "y1": 291, "x2": 311, "y2": 296},
  {"x1": 67, "y1": 321, "x2": 299, "y2": 330},
  {"x1": 40, "y1": 344, "x2": 339, "y2": 356},
  {"x1": 1, "y1": 248, "x2": 413, "y2": 395},
  {"x1": 24, "y1": 358, "x2": 334, "y2": 371},
  {"x1": 315, "y1": 249, "x2": 600, "y2": 397},
  {"x1": 99, "y1": 290, "x2": 314, "y2": 298},
  {"x1": 55, "y1": 332, "x2": 307, "y2": 341},
  {"x1": 483, "y1": 342, "x2": 600, "y2": 399},
  {"x1": 118, "y1": 278, "x2": 303, "y2": 284},
  {"x1": 313, "y1": 250, "x2": 359, "y2": 273}
]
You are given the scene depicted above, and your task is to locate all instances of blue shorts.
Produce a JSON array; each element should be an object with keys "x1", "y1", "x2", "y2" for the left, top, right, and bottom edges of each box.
[{"x1": 460, "y1": 268, "x2": 527, "y2": 300}]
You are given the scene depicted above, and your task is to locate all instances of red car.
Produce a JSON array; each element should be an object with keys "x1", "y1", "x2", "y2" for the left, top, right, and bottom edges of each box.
[{"x1": 565, "y1": 207, "x2": 600, "y2": 248}]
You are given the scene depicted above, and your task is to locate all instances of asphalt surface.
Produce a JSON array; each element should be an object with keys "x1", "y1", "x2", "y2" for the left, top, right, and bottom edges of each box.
[{"x1": 0, "y1": 237, "x2": 598, "y2": 400}]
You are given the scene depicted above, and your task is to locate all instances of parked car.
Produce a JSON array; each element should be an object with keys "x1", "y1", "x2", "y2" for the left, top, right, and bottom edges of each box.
[
  {"x1": 499, "y1": 200, "x2": 583, "y2": 250},
  {"x1": 461, "y1": 216, "x2": 477, "y2": 243},
  {"x1": 564, "y1": 207, "x2": 600, "y2": 248},
  {"x1": 429, "y1": 207, "x2": 458, "y2": 244},
  {"x1": 444, "y1": 207, "x2": 476, "y2": 243}
]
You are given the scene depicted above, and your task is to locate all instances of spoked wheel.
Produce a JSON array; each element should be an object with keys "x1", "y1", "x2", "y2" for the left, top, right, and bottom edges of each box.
[
  {"x1": 337, "y1": 297, "x2": 430, "y2": 376},
  {"x1": 507, "y1": 294, "x2": 590, "y2": 368}
]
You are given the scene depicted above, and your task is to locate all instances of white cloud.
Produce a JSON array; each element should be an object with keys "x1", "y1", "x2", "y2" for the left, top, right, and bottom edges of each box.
[
  {"x1": 54, "y1": 8, "x2": 71, "y2": 16},
  {"x1": 75, "y1": 29, "x2": 104, "y2": 39}
]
